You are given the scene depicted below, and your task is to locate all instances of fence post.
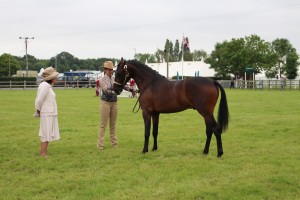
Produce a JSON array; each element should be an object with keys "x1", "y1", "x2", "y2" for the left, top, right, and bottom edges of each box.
[
  {"x1": 10, "y1": 80, "x2": 12, "y2": 90},
  {"x1": 24, "y1": 80, "x2": 26, "y2": 90}
]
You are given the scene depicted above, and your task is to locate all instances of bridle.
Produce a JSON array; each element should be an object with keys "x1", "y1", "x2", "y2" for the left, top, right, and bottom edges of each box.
[
  {"x1": 114, "y1": 64, "x2": 141, "y2": 113},
  {"x1": 114, "y1": 65, "x2": 130, "y2": 87}
]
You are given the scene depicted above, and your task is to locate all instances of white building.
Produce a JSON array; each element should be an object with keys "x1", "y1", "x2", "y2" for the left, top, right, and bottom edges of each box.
[
  {"x1": 146, "y1": 60, "x2": 215, "y2": 79},
  {"x1": 146, "y1": 60, "x2": 300, "y2": 80}
]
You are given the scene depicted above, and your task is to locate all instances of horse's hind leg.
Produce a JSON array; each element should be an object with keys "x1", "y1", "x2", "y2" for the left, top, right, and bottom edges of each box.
[
  {"x1": 203, "y1": 117, "x2": 213, "y2": 155},
  {"x1": 208, "y1": 116, "x2": 223, "y2": 157},
  {"x1": 203, "y1": 115, "x2": 223, "y2": 157},
  {"x1": 214, "y1": 127, "x2": 223, "y2": 157},
  {"x1": 151, "y1": 113, "x2": 159, "y2": 151}
]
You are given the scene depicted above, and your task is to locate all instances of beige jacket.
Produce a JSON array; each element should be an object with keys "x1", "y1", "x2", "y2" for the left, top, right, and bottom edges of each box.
[{"x1": 35, "y1": 82, "x2": 58, "y2": 116}]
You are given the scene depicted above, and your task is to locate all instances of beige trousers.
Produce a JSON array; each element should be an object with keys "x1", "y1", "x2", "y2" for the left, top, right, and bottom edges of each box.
[{"x1": 98, "y1": 100, "x2": 118, "y2": 148}]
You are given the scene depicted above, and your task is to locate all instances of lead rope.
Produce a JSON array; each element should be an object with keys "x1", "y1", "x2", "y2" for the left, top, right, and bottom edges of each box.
[{"x1": 132, "y1": 94, "x2": 141, "y2": 113}]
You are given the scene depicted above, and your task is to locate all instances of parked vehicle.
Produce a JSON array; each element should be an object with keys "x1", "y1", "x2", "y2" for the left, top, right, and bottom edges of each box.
[{"x1": 55, "y1": 76, "x2": 95, "y2": 88}]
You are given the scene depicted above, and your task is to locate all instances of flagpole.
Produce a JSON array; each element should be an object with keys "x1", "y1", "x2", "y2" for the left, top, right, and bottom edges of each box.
[{"x1": 181, "y1": 33, "x2": 184, "y2": 80}]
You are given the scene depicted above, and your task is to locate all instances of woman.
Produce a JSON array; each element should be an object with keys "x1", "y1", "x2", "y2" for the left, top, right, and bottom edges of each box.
[
  {"x1": 34, "y1": 67, "x2": 60, "y2": 157},
  {"x1": 97, "y1": 61, "x2": 118, "y2": 150}
]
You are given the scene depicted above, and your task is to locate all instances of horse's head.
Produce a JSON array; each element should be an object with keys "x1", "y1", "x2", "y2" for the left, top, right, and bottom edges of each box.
[{"x1": 113, "y1": 57, "x2": 131, "y2": 95}]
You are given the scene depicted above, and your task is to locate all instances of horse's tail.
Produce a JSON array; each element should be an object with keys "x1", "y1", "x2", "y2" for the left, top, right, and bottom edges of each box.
[{"x1": 214, "y1": 80, "x2": 229, "y2": 133}]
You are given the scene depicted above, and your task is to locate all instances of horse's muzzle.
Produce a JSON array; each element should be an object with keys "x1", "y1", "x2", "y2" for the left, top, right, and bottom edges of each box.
[{"x1": 113, "y1": 84, "x2": 123, "y2": 95}]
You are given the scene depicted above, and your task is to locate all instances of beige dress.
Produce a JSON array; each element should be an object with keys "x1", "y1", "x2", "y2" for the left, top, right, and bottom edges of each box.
[{"x1": 35, "y1": 82, "x2": 60, "y2": 142}]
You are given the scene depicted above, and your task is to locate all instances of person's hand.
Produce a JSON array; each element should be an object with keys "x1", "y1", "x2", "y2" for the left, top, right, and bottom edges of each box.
[
  {"x1": 107, "y1": 89, "x2": 116, "y2": 94},
  {"x1": 34, "y1": 110, "x2": 40, "y2": 118}
]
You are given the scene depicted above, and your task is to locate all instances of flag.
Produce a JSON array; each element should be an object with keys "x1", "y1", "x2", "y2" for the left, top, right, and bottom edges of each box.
[{"x1": 182, "y1": 36, "x2": 190, "y2": 51}]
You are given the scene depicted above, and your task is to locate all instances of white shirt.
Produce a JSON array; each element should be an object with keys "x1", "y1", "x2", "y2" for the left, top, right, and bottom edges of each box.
[{"x1": 35, "y1": 82, "x2": 58, "y2": 116}]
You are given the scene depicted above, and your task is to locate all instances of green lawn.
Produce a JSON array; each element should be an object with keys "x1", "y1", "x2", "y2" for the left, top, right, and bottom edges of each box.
[{"x1": 0, "y1": 89, "x2": 299, "y2": 199}]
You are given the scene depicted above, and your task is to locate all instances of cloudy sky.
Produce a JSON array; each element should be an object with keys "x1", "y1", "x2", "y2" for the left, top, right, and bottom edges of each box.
[{"x1": 1, "y1": 0, "x2": 299, "y2": 60}]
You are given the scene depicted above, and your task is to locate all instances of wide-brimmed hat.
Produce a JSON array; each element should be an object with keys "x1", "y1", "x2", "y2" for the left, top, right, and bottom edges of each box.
[
  {"x1": 42, "y1": 67, "x2": 59, "y2": 81},
  {"x1": 103, "y1": 61, "x2": 114, "y2": 70}
]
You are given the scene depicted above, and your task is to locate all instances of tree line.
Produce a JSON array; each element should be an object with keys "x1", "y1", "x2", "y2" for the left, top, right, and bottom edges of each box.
[
  {"x1": 0, "y1": 34, "x2": 299, "y2": 79},
  {"x1": 0, "y1": 51, "x2": 115, "y2": 76}
]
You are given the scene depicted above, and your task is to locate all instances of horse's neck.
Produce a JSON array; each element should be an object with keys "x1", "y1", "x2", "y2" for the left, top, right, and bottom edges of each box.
[{"x1": 130, "y1": 66, "x2": 165, "y2": 92}]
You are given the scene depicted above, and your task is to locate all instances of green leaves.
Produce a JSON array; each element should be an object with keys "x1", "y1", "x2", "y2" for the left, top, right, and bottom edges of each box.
[
  {"x1": 270, "y1": 39, "x2": 299, "y2": 79},
  {"x1": 205, "y1": 35, "x2": 299, "y2": 79},
  {"x1": 0, "y1": 54, "x2": 21, "y2": 76}
]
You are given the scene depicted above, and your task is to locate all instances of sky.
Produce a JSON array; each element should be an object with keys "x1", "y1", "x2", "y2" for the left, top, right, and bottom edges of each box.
[{"x1": 1, "y1": 0, "x2": 300, "y2": 60}]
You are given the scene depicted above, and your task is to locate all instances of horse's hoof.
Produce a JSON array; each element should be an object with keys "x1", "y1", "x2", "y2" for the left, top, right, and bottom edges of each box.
[
  {"x1": 203, "y1": 150, "x2": 209, "y2": 155},
  {"x1": 142, "y1": 149, "x2": 148, "y2": 153},
  {"x1": 217, "y1": 152, "x2": 223, "y2": 157},
  {"x1": 152, "y1": 146, "x2": 158, "y2": 151}
]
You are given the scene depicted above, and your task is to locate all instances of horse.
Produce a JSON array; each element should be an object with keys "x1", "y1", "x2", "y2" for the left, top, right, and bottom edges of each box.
[{"x1": 113, "y1": 58, "x2": 229, "y2": 157}]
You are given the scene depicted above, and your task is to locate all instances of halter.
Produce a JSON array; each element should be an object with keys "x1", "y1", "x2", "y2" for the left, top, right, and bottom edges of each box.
[
  {"x1": 115, "y1": 64, "x2": 141, "y2": 113},
  {"x1": 114, "y1": 65, "x2": 130, "y2": 86}
]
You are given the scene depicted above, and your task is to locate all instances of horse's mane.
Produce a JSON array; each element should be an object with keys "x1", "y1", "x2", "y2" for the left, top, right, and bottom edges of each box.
[{"x1": 127, "y1": 60, "x2": 166, "y2": 80}]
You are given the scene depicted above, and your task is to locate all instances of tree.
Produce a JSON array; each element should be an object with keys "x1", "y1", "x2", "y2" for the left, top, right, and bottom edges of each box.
[
  {"x1": 193, "y1": 49, "x2": 207, "y2": 61},
  {"x1": 49, "y1": 51, "x2": 80, "y2": 72},
  {"x1": 17, "y1": 54, "x2": 38, "y2": 72},
  {"x1": 285, "y1": 51, "x2": 299, "y2": 79},
  {"x1": 164, "y1": 39, "x2": 171, "y2": 62},
  {"x1": 34, "y1": 59, "x2": 49, "y2": 72},
  {"x1": 0, "y1": 54, "x2": 21, "y2": 76},
  {"x1": 270, "y1": 38, "x2": 299, "y2": 79},
  {"x1": 134, "y1": 53, "x2": 156, "y2": 63},
  {"x1": 154, "y1": 49, "x2": 164, "y2": 63},
  {"x1": 205, "y1": 35, "x2": 277, "y2": 79},
  {"x1": 174, "y1": 40, "x2": 180, "y2": 61}
]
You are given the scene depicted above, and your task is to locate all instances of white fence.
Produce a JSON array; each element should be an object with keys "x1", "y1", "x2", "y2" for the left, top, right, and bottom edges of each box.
[
  {"x1": 219, "y1": 80, "x2": 300, "y2": 90},
  {"x1": 0, "y1": 80, "x2": 96, "y2": 90},
  {"x1": 0, "y1": 80, "x2": 299, "y2": 90}
]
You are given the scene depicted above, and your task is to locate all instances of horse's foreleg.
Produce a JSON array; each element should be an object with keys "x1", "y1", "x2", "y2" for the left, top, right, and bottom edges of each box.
[
  {"x1": 142, "y1": 111, "x2": 151, "y2": 153},
  {"x1": 152, "y1": 113, "x2": 159, "y2": 151}
]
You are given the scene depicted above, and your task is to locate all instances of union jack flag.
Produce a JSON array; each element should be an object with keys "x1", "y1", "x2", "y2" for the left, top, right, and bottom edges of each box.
[{"x1": 182, "y1": 36, "x2": 190, "y2": 51}]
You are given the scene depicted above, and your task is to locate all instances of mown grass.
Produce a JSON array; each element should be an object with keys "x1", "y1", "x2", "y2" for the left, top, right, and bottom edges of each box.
[{"x1": 0, "y1": 89, "x2": 300, "y2": 199}]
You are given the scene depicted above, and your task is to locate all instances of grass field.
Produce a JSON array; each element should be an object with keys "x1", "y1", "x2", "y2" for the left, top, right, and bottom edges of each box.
[{"x1": 0, "y1": 89, "x2": 300, "y2": 199}]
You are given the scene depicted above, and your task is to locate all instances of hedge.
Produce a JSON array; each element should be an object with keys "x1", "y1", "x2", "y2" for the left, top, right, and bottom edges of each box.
[{"x1": 0, "y1": 77, "x2": 36, "y2": 81}]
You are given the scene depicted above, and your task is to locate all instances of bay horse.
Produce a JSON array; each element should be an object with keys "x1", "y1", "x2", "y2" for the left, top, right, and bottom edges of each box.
[{"x1": 113, "y1": 58, "x2": 229, "y2": 157}]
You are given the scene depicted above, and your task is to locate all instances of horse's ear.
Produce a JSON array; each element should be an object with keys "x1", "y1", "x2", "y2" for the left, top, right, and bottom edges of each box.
[{"x1": 120, "y1": 57, "x2": 124, "y2": 63}]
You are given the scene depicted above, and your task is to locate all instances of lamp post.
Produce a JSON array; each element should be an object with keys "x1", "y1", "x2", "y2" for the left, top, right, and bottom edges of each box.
[
  {"x1": 19, "y1": 37, "x2": 34, "y2": 77},
  {"x1": 8, "y1": 53, "x2": 11, "y2": 77},
  {"x1": 55, "y1": 54, "x2": 58, "y2": 72}
]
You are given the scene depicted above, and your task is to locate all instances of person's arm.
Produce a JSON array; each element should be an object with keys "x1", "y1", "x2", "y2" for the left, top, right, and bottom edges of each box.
[
  {"x1": 34, "y1": 83, "x2": 49, "y2": 117},
  {"x1": 35, "y1": 84, "x2": 49, "y2": 110},
  {"x1": 123, "y1": 85, "x2": 139, "y2": 93},
  {"x1": 123, "y1": 85, "x2": 132, "y2": 92},
  {"x1": 100, "y1": 77, "x2": 115, "y2": 94}
]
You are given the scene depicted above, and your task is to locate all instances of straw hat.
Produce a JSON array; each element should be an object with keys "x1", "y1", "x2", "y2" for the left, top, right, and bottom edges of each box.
[
  {"x1": 103, "y1": 61, "x2": 114, "y2": 70},
  {"x1": 42, "y1": 67, "x2": 59, "y2": 81}
]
